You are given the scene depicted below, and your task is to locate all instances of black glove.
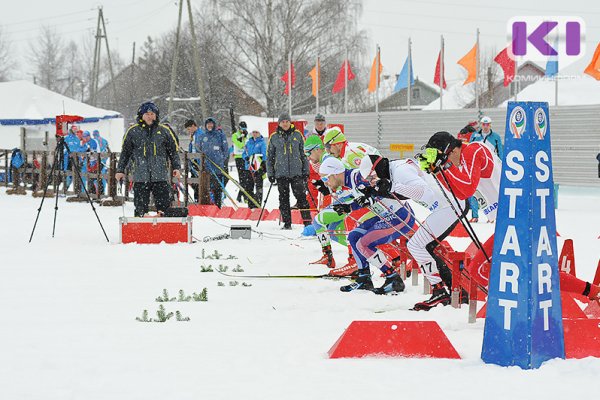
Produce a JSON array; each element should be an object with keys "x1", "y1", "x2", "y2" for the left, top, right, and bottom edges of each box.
[
  {"x1": 357, "y1": 184, "x2": 376, "y2": 197},
  {"x1": 374, "y1": 179, "x2": 392, "y2": 197},
  {"x1": 312, "y1": 179, "x2": 330, "y2": 195},
  {"x1": 355, "y1": 195, "x2": 375, "y2": 208},
  {"x1": 332, "y1": 203, "x2": 352, "y2": 216},
  {"x1": 268, "y1": 175, "x2": 276, "y2": 184}
]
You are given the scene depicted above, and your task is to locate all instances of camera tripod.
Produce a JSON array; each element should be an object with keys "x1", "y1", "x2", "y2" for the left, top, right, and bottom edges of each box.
[{"x1": 29, "y1": 136, "x2": 109, "y2": 242}]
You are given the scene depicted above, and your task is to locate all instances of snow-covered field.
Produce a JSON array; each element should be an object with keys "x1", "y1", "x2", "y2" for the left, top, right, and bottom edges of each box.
[{"x1": 1, "y1": 184, "x2": 599, "y2": 400}]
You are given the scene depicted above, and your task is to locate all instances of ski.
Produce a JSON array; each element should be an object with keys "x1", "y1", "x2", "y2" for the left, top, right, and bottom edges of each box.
[{"x1": 215, "y1": 269, "x2": 351, "y2": 280}]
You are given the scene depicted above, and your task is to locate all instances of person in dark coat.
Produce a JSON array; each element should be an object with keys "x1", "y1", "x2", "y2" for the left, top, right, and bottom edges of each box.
[
  {"x1": 115, "y1": 101, "x2": 181, "y2": 217},
  {"x1": 195, "y1": 117, "x2": 229, "y2": 208},
  {"x1": 266, "y1": 113, "x2": 311, "y2": 229}
]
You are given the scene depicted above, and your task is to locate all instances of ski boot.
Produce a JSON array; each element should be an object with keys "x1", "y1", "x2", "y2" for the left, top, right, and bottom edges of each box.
[
  {"x1": 340, "y1": 273, "x2": 374, "y2": 292},
  {"x1": 411, "y1": 283, "x2": 451, "y2": 311},
  {"x1": 373, "y1": 272, "x2": 405, "y2": 295},
  {"x1": 329, "y1": 255, "x2": 358, "y2": 277},
  {"x1": 310, "y1": 245, "x2": 335, "y2": 268}
]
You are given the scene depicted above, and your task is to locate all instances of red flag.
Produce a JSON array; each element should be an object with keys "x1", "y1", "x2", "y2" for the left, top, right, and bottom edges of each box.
[
  {"x1": 332, "y1": 60, "x2": 355, "y2": 94},
  {"x1": 494, "y1": 46, "x2": 515, "y2": 87},
  {"x1": 433, "y1": 51, "x2": 447, "y2": 89},
  {"x1": 281, "y1": 63, "x2": 296, "y2": 95}
]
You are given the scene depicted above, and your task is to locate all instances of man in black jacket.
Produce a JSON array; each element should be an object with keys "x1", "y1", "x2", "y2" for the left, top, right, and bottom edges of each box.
[
  {"x1": 266, "y1": 113, "x2": 311, "y2": 229},
  {"x1": 115, "y1": 101, "x2": 181, "y2": 217}
]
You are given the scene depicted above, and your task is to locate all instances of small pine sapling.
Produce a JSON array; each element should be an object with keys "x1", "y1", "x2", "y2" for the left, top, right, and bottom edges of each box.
[
  {"x1": 242, "y1": 282, "x2": 253, "y2": 287},
  {"x1": 176, "y1": 311, "x2": 190, "y2": 322},
  {"x1": 136, "y1": 309, "x2": 152, "y2": 322},
  {"x1": 217, "y1": 264, "x2": 228, "y2": 273},
  {"x1": 226, "y1": 254, "x2": 238, "y2": 260},
  {"x1": 156, "y1": 289, "x2": 176, "y2": 302},
  {"x1": 178, "y1": 289, "x2": 191, "y2": 302},
  {"x1": 153, "y1": 304, "x2": 174, "y2": 322},
  {"x1": 217, "y1": 282, "x2": 225, "y2": 287},
  {"x1": 232, "y1": 265, "x2": 244, "y2": 272},
  {"x1": 200, "y1": 264, "x2": 214, "y2": 272},
  {"x1": 229, "y1": 281, "x2": 239, "y2": 287}
]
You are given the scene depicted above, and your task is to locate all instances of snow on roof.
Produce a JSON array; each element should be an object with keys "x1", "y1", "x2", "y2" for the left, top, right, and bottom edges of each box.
[
  {"x1": 422, "y1": 81, "x2": 475, "y2": 110},
  {"x1": 500, "y1": 75, "x2": 600, "y2": 107},
  {"x1": 0, "y1": 80, "x2": 122, "y2": 125}
]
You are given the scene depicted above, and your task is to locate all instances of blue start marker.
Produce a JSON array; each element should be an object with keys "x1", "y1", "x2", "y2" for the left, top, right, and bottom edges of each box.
[{"x1": 481, "y1": 101, "x2": 565, "y2": 369}]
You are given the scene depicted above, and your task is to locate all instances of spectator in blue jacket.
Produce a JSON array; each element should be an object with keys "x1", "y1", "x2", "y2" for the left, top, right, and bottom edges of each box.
[
  {"x1": 195, "y1": 117, "x2": 229, "y2": 207},
  {"x1": 63, "y1": 124, "x2": 83, "y2": 189},
  {"x1": 242, "y1": 129, "x2": 267, "y2": 208},
  {"x1": 468, "y1": 115, "x2": 504, "y2": 222},
  {"x1": 184, "y1": 119, "x2": 203, "y2": 202}
]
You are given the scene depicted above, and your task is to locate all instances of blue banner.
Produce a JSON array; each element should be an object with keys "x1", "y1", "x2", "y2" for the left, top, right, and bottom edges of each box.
[{"x1": 481, "y1": 101, "x2": 564, "y2": 369}]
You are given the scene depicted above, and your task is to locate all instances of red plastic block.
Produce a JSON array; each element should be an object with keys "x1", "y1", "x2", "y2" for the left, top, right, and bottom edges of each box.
[
  {"x1": 248, "y1": 207, "x2": 268, "y2": 221},
  {"x1": 264, "y1": 209, "x2": 280, "y2": 221},
  {"x1": 449, "y1": 223, "x2": 469, "y2": 238},
  {"x1": 561, "y1": 293, "x2": 588, "y2": 319},
  {"x1": 558, "y1": 239, "x2": 576, "y2": 277},
  {"x1": 120, "y1": 217, "x2": 192, "y2": 244},
  {"x1": 594, "y1": 259, "x2": 600, "y2": 286},
  {"x1": 230, "y1": 208, "x2": 252, "y2": 220},
  {"x1": 215, "y1": 206, "x2": 235, "y2": 219},
  {"x1": 563, "y1": 319, "x2": 600, "y2": 359},
  {"x1": 188, "y1": 204, "x2": 219, "y2": 217},
  {"x1": 291, "y1": 210, "x2": 305, "y2": 225},
  {"x1": 328, "y1": 321, "x2": 461, "y2": 359},
  {"x1": 477, "y1": 303, "x2": 487, "y2": 319},
  {"x1": 584, "y1": 301, "x2": 600, "y2": 319}
]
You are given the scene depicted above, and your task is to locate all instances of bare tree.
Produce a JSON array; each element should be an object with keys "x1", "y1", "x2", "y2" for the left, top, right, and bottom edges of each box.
[
  {"x1": 0, "y1": 27, "x2": 13, "y2": 82},
  {"x1": 209, "y1": 0, "x2": 367, "y2": 115},
  {"x1": 28, "y1": 26, "x2": 66, "y2": 92}
]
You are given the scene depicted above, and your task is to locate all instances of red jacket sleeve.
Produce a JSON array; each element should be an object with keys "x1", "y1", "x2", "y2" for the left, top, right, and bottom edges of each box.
[{"x1": 442, "y1": 144, "x2": 487, "y2": 200}]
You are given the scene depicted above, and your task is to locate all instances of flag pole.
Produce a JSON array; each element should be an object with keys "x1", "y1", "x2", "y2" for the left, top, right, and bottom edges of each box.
[
  {"x1": 514, "y1": 57, "x2": 518, "y2": 102},
  {"x1": 316, "y1": 56, "x2": 320, "y2": 113},
  {"x1": 440, "y1": 35, "x2": 444, "y2": 110},
  {"x1": 344, "y1": 50, "x2": 348, "y2": 114},
  {"x1": 475, "y1": 28, "x2": 480, "y2": 111},
  {"x1": 407, "y1": 37, "x2": 412, "y2": 112},
  {"x1": 288, "y1": 53, "x2": 292, "y2": 117},
  {"x1": 375, "y1": 45, "x2": 380, "y2": 113}
]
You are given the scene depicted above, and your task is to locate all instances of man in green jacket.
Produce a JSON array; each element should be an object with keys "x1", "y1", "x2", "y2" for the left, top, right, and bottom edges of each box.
[
  {"x1": 266, "y1": 113, "x2": 311, "y2": 229},
  {"x1": 232, "y1": 121, "x2": 252, "y2": 203}
]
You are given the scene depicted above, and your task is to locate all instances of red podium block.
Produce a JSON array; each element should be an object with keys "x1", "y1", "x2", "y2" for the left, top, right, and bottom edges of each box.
[
  {"x1": 188, "y1": 204, "x2": 219, "y2": 217},
  {"x1": 291, "y1": 210, "x2": 305, "y2": 225},
  {"x1": 564, "y1": 319, "x2": 600, "y2": 359},
  {"x1": 230, "y1": 208, "x2": 251, "y2": 220},
  {"x1": 248, "y1": 208, "x2": 268, "y2": 221},
  {"x1": 215, "y1": 206, "x2": 235, "y2": 219},
  {"x1": 449, "y1": 223, "x2": 469, "y2": 238},
  {"x1": 561, "y1": 293, "x2": 588, "y2": 319},
  {"x1": 328, "y1": 321, "x2": 461, "y2": 359},
  {"x1": 264, "y1": 209, "x2": 280, "y2": 221},
  {"x1": 119, "y1": 217, "x2": 192, "y2": 244},
  {"x1": 584, "y1": 301, "x2": 600, "y2": 319}
]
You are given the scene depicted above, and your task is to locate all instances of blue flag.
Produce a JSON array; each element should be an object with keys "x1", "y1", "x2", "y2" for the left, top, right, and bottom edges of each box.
[
  {"x1": 545, "y1": 38, "x2": 559, "y2": 77},
  {"x1": 394, "y1": 56, "x2": 414, "y2": 92}
]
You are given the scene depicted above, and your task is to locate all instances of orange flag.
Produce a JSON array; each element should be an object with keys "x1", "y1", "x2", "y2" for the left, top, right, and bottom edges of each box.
[
  {"x1": 368, "y1": 51, "x2": 383, "y2": 93},
  {"x1": 309, "y1": 59, "x2": 320, "y2": 97},
  {"x1": 584, "y1": 42, "x2": 600, "y2": 80},
  {"x1": 457, "y1": 44, "x2": 478, "y2": 85}
]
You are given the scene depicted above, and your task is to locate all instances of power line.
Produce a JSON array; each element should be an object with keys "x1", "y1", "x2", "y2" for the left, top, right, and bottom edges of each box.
[{"x1": 0, "y1": 8, "x2": 94, "y2": 27}]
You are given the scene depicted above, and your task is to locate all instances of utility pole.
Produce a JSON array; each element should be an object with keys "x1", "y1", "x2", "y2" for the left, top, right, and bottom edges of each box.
[
  {"x1": 90, "y1": 7, "x2": 117, "y2": 107},
  {"x1": 186, "y1": 0, "x2": 208, "y2": 120},
  {"x1": 168, "y1": 0, "x2": 184, "y2": 119}
]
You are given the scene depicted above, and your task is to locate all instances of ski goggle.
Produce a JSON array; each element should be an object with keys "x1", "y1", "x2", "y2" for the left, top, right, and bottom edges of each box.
[
  {"x1": 324, "y1": 132, "x2": 342, "y2": 149},
  {"x1": 321, "y1": 174, "x2": 332, "y2": 183},
  {"x1": 304, "y1": 145, "x2": 320, "y2": 156}
]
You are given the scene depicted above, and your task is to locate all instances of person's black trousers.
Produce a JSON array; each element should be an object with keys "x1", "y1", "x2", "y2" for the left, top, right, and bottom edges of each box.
[
  {"x1": 277, "y1": 176, "x2": 311, "y2": 225},
  {"x1": 248, "y1": 171, "x2": 264, "y2": 209},
  {"x1": 235, "y1": 158, "x2": 252, "y2": 202},
  {"x1": 209, "y1": 173, "x2": 224, "y2": 208},
  {"x1": 133, "y1": 181, "x2": 172, "y2": 217}
]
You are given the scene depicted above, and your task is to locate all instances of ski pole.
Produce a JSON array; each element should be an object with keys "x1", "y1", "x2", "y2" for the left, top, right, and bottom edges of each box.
[{"x1": 256, "y1": 182, "x2": 274, "y2": 227}]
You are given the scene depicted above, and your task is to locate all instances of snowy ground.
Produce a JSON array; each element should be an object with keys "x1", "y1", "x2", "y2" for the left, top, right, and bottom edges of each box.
[{"x1": 1, "y1": 184, "x2": 599, "y2": 400}]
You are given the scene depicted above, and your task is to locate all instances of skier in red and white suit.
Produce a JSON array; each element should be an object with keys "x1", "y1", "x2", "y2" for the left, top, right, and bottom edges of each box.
[{"x1": 421, "y1": 131, "x2": 600, "y2": 301}]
